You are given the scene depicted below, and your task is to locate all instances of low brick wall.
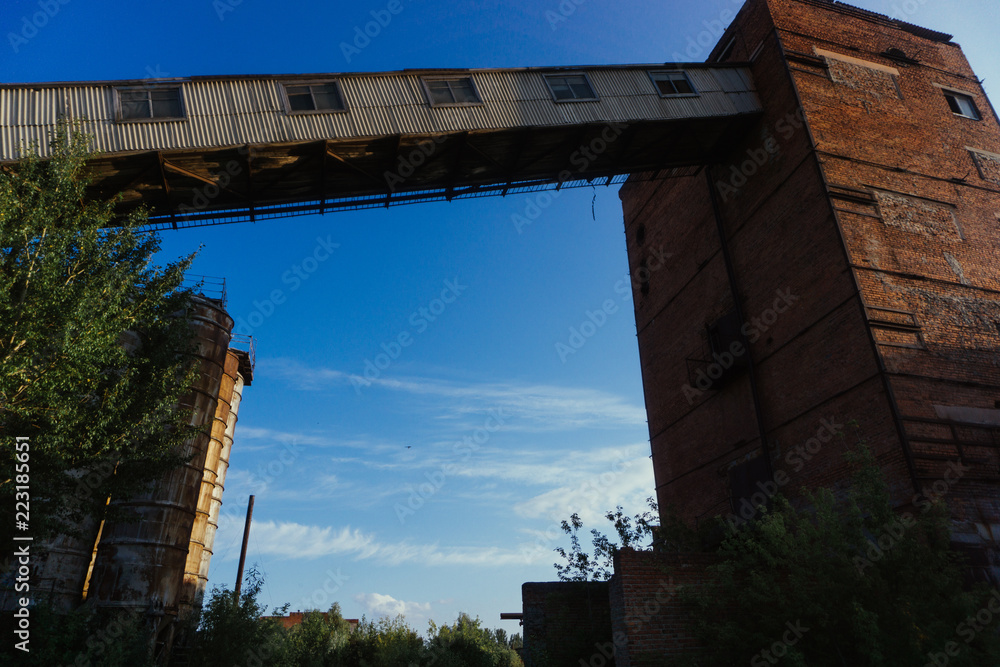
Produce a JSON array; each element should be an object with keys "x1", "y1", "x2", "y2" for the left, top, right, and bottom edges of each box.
[
  {"x1": 522, "y1": 581, "x2": 614, "y2": 667},
  {"x1": 608, "y1": 549, "x2": 719, "y2": 667}
]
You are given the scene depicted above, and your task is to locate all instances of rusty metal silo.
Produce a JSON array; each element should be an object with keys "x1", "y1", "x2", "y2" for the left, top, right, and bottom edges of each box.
[
  {"x1": 181, "y1": 349, "x2": 238, "y2": 614},
  {"x1": 196, "y1": 362, "x2": 249, "y2": 604},
  {"x1": 19, "y1": 331, "x2": 143, "y2": 612},
  {"x1": 85, "y1": 295, "x2": 232, "y2": 641},
  {"x1": 28, "y1": 508, "x2": 101, "y2": 611}
]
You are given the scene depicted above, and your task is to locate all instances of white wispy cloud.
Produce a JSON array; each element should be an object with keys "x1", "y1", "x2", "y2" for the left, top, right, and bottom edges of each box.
[
  {"x1": 237, "y1": 425, "x2": 398, "y2": 453},
  {"x1": 354, "y1": 592, "x2": 431, "y2": 619},
  {"x1": 212, "y1": 519, "x2": 553, "y2": 568},
  {"x1": 512, "y1": 455, "x2": 656, "y2": 526},
  {"x1": 258, "y1": 358, "x2": 646, "y2": 431}
]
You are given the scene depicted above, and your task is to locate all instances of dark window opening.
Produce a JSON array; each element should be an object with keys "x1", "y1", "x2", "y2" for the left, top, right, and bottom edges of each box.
[
  {"x1": 716, "y1": 37, "x2": 736, "y2": 62},
  {"x1": 699, "y1": 308, "x2": 749, "y2": 391},
  {"x1": 284, "y1": 82, "x2": 346, "y2": 113},
  {"x1": 882, "y1": 47, "x2": 919, "y2": 65},
  {"x1": 424, "y1": 77, "x2": 481, "y2": 106},
  {"x1": 729, "y1": 455, "x2": 772, "y2": 521},
  {"x1": 545, "y1": 74, "x2": 597, "y2": 101},
  {"x1": 635, "y1": 224, "x2": 646, "y2": 245},
  {"x1": 649, "y1": 71, "x2": 697, "y2": 97},
  {"x1": 945, "y1": 91, "x2": 981, "y2": 120},
  {"x1": 638, "y1": 257, "x2": 650, "y2": 296},
  {"x1": 117, "y1": 87, "x2": 183, "y2": 120}
]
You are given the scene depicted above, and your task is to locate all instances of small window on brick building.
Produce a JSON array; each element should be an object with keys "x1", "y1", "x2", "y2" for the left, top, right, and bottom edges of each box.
[
  {"x1": 729, "y1": 455, "x2": 771, "y2": 518},
  {"x1": 716, "y1": 37, "x2": 736, "y2": 62},
  {"x1": 638, "y1": 257, "x2": 650, "y2": 296},
  {"x1": 707, "y1": 309, "x2": 746, "y2": 361},
  {"x1": 635, "y1": 223, "x2": 646, "y2": 245},
  {"x1": 944, "y1": 91, "x2": 981, "y2": 120}
]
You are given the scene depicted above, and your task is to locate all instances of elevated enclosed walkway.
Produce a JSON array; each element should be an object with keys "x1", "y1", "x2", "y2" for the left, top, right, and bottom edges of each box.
[{"x1": 0, "y1": 63, "x2": 761, "y2": 230}]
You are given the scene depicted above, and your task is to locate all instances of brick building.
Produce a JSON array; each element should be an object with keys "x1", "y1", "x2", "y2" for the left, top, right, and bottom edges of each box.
[
  {"x1": 621, "y1": 0, "x2": 1000, "y2": 576},
  {"x1": 522, "y1": 0, "x2": 1000, "y2": 664}
]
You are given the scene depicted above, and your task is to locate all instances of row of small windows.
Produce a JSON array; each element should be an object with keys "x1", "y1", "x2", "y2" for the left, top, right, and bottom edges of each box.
[{"x1": 113, "y1": 70, "x2": 700, "y2": 121}]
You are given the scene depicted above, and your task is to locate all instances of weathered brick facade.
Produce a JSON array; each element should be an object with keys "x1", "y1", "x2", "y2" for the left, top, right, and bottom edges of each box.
[
  {"x1": 621, "y1": 0, "x2": 1000, "y2": 581},
  {"x1": 521, "y1": 2, "x2": 1000, "y2": 663},
  {"x1": 608, "y1": 549, "x2": 718, "y2": 667}
]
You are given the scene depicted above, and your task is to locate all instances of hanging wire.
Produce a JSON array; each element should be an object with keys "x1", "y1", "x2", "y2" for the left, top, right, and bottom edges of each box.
[{"x1": 591, "y1": 184, "x2": 597, "y2": 221}]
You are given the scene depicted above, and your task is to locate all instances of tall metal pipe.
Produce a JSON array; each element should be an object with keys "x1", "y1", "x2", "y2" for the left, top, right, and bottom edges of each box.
[{"x1": 234, "y1": 495, "x2": 255, "y2": 602}]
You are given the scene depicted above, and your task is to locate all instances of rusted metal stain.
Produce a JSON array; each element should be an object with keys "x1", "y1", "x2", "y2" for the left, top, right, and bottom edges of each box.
[{"x1": 181, "y1": 349, "x2": 240, "y2": 614}]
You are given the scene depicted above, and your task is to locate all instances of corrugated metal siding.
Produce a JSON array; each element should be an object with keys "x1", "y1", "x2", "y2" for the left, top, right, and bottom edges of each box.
[{"x1": 0, "y1": 66, "x2": 759, "y2": 160}]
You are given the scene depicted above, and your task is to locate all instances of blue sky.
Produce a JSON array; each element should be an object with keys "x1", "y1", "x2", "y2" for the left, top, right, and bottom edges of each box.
[{"x1": 3, "y1": 0, "x2": 998, "y2": 634}]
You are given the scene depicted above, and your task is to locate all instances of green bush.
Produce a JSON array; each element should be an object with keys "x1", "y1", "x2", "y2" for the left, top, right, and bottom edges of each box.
[
  {"x1": 675, "y1": 443, "x2": 1000, "y2": 666},
  {"x1": 189, "y1": 568, "x2": 291, "y2": 667}
]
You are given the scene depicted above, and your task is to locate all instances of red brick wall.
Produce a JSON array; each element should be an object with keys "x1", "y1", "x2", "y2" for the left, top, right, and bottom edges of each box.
[
  {"x1": 620, "y1": 0, "x2": 1000, "y2": 578},
  {"x1": 608, "y1": 549, "x2": 718, "y2": 666},
  {"x1": 770, "y1": 0, "x2": 1000, "y2": 576},
  {"x1": 620, "y1": 0, "x2": 900, "y2": 530}
]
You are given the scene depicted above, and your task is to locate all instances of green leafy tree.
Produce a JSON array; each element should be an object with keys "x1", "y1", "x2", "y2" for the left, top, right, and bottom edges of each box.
[
  {"x1": 285, "y1": 604, "x2": 352, "y2": 667},
  {"x1": 675, "y1": 443, "x2": 1000, "y2": 666},
  {"x1": 554, "y1": 497, "x2": 659, "y2": 581},
  {"x1": 0, "y1": 122, "x2": 199, "y2": 546},
  {"x1": 189, "y1": 567, "x2": 292, "y2": 667},
  {"x1": 425, "y1": 612, "x2": 522, "y2": 667},
  {"x1": 337, "y1": 614, "x2": 424, "y2": 667}
]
